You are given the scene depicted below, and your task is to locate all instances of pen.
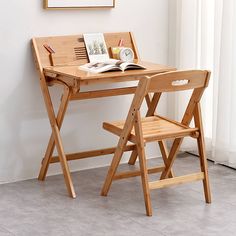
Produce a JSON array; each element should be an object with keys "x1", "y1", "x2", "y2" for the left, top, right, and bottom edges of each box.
[
  {"x1": 43, "y1": 44, "x2": 55, "y2": 54},
  {"x1": 118, "y1": 38, "x2": 124, "y2": 47}
]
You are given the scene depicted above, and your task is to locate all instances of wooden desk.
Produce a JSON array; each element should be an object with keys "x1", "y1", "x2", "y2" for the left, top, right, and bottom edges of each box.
[{"x1": 32, "y1": 32, "x2": 175, "y2": 198}]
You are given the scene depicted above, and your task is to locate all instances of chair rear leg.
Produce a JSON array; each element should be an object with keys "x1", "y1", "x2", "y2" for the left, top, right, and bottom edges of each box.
[
  {"x1": 158, "y1": 141, "x2": 174, "y2": 178},
  {"x1": 197, "y1": 135, "x2": 211, "y2": 203},
  {"x1": 137, "y1": 147, "x2": 152, "y2": 216},
  {"x1": 128, "y1": 149, "x2": 138, "y2": 165},
  {"x1": 194, "y1": 103, "x2": 211, "y2": 203}
]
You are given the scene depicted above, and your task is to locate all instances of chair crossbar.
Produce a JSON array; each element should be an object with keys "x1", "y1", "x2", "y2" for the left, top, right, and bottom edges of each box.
[
  {"x1": 113, "y1": 166, "x2": 165, "y2": 181},
  {"x1": 149, "y1": 172, "x2": 204, "y2": 189}
]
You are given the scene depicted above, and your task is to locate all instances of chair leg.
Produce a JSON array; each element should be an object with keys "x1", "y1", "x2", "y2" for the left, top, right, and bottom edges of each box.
[
  {"x1": 194, "y1": 103, "x2": 211, "y2": 203},
  {"x1": 137, "y1": 147, "x2": 152, "y2": 216},
  {"x1": 128, "y1": 93, "x2": 161, "y2": 166},
  {"x1": 128, "y1": 149, "x2": 138, "y2": 165},
  {"x1": 197, "y1": 135, "x2": 211, "y2": 203},
  {"x1": 134, "y1": 111, "x2": 152, "y2": 216},
  {"x1": 102, "y1": 78, "x2": 150, "y2": 196},
  {"x1": 128, "y1": 141, "x2": 175, "y2": 180},
  {"x1": 101, "y1": 140, "x2": 127, "y2": 196},
  {"x1": 160, "y1": 138, "x2": 183, "y2": 179},
  {"x1": 158, "y1": 141, "x2": 174, "y2": 178}
]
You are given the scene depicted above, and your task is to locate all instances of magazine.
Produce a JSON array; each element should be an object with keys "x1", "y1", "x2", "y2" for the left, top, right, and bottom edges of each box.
[{"x1": 79, "y1": 59, "x2": 146, "y2": 73}]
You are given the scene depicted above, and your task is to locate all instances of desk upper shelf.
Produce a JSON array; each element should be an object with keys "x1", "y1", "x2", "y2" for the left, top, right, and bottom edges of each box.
[
  {"x1": 32, "y1": 32, "x2": 175, "y2": 87},
  {"x1": 32, "y1": 32, "x2": 140, "y2": 68}
]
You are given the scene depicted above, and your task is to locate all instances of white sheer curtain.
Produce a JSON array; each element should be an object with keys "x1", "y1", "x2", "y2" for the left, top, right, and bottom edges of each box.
[
  {"x1": 212, "y1": 0, "x2": 236, "y2": 167},
  {"x1": 168, "y1": 0, "x2": 214, "y2": 151},
  {"x1": 168, "y1": 0, "x2": 236, "y2": 167}
]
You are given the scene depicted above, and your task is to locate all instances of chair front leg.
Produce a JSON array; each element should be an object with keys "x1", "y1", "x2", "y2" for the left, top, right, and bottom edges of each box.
[
  {"x1": 128, "y1": 93, "x2": 161, "y2": 165},
  {"x1": 101, "y1": 138, "x2": 128, "y2": 196},
  {"x1": 134, "y1": 111, "x2": 152, "y2": 216}
]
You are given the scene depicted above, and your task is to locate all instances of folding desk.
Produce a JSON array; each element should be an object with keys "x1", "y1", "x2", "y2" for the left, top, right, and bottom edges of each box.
[{"x1": 31, "y1": 32, "x2": 175, "y2": 198}]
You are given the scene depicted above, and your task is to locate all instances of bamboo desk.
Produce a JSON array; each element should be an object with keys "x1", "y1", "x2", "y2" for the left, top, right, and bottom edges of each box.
[{"x1": 32, "y1": 33, "x2": 175, "y2": 198}]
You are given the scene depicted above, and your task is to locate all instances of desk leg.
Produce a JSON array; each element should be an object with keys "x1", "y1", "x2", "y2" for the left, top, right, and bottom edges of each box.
[
  {"x1": 38, "y1": 86, "x2": 71, "y2": 181},
  {"x1": 38, "y1": 80, "x2": 76, "y2": 198}
]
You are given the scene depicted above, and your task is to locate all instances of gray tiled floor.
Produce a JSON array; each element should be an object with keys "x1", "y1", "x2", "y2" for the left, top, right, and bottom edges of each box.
[{"x1": 0, "y1": 154, "x2": 236, "y2": 236}]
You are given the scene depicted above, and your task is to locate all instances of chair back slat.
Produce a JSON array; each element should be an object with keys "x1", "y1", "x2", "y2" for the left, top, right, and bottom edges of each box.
[{"x1": 148, "y1": 70, "x2": 210, "y2": 93}]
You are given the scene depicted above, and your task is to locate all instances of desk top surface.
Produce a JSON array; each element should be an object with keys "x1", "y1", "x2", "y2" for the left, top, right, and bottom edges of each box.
[{"x1": 44, "y1": 60, "x2": 176, "y2": 85}]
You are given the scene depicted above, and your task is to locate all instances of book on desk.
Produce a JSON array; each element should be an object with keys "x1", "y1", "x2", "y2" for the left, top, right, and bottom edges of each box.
[{"x1": 79, "y1": 59, "x2": 146, "y2": 73}]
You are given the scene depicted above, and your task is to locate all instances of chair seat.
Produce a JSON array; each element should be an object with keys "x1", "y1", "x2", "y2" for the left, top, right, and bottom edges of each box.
[{"x1": 103, "y1": 115, "x2": 199, "y2": 143}]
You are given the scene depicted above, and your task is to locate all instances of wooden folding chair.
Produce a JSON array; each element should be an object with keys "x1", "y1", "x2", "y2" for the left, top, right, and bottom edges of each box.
[{"x1": 101, "y1": 70, "x2": 212, "y2": 216}]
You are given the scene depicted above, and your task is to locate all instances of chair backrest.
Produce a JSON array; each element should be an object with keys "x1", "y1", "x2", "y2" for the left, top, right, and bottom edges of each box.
[
  {"x1": 124, "y1": 70, "x2": 211, "y2": 129},
  {"x1": 147, "y1": 70, "x2": 211, "y2": 125},
  {"x1": 148, "y1": 70, "x2": 210, "y2": 93},
  {"x1": 31, "y1": 32, "x2": 140, "y2": 76}
]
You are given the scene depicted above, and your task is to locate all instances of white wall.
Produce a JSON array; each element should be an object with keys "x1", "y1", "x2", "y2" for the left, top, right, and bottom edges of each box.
[{"x1": 0, "y1": 0, "x2": 169, "y2": 183}]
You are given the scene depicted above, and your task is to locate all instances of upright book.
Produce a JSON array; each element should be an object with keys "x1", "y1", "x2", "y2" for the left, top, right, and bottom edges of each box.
[{"x1": 83, "y1": 33, "x2": 110, "y2": 63}]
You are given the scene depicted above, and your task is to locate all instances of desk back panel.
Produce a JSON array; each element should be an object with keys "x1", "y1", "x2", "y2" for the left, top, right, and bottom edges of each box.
[{"x1": 32, "y1": 32, "x2": 140, "y2": 71}]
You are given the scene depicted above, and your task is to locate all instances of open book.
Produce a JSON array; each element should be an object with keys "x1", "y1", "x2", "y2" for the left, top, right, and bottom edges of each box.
[{"x1": 79, "y1": 59, "x2": 146, "y2": 73}]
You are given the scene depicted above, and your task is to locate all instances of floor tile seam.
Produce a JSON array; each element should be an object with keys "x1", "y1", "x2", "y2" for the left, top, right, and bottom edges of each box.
[{"x1": 0, "y1": 225, "x2": 16, "y2": 236}]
